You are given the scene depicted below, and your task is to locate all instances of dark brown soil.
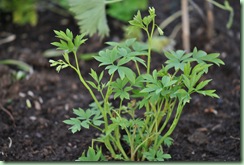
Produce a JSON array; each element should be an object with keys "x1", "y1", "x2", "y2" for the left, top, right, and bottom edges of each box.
[{"x1": 0, "y1": 0, "x2": 240, "y2": 161}]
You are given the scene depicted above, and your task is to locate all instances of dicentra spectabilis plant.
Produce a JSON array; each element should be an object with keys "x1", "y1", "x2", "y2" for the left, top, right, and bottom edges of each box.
[{"x1": 49, "y1": 8, "x2": 224, "y2": 161}]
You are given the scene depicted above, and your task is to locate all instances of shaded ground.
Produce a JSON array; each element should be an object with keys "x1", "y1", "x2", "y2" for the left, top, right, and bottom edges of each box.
[{"x1": 0, "y1": 0, "x2": 240, "y2": 161}]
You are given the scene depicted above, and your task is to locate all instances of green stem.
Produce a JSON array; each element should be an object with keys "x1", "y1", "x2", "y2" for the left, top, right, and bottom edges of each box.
[
  {"x1": 135, "y1": 61, "x2": 141, "y2": 75},
  {"x1": 114, "y1": 127, "x2": 130, "y2": 160},
  {"x1": 158, "y1": 101, "x2": 175, "y2": 134},
  {"x1": 132, "y1": 133, "x2": 156, "y2": 158},
  {"x1": 146, "y1": 17, "x2": 156, "y2": 74},
  {"x1": 104, "y1": 74, "x2": 114, "y2": 118},
  {"x1": 104, "y1": 138, "x2": 117, "y2": 157},
  {"x1": 130, "y1": 126, "x2": 138, "y2": 161},
  {"x1": 142, "y1": 103, "x2": 150, "y2": 133},
  {"x1": 72, "y1": 52, "x2": 117, "y2": 158},
  {"x1": 153, "y1": 100, "x2": 175, "y2": 150},
  {"x1": 73, "y1": 52, "x2": 103, "y2": 113},
  {"x1": 89, "y1": 123, "x2": 103, "y2": 132},
  {"x1": 155, "y1": 101, "x2": 184, "y2": 150},
  {"x1": 146, "y1": 29, "x2": 152, "y2": 74}
]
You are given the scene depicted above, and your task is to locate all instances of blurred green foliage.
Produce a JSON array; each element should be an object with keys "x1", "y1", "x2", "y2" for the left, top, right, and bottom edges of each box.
[
  {"x1": 0, "y1": 0, "x2": 38, "y2": 26},
  {"x1": 107, "y1": 0, "x2": 148, "y2": 22}
]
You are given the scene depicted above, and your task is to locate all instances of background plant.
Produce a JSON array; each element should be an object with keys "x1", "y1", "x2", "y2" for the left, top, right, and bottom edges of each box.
[
  {"x1": 68, "y1": 0, "x2": 148, "y2": 38},
  {"x1": 50, "y1": 8, "x2": 224, "y2": 161},
  {"x1": 0, "y1": 0, "x2": 38, "y2": 26},
  {"x1": 0, "y1": 59, "x2": 33, "y2": 81},
  {"x1": 0, "y1": 0, "x2": 72, "y2": 26}
]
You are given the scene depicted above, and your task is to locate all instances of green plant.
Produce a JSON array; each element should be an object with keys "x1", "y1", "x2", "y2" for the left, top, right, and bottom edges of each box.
[
  {"x1": 0, "y1": 59, "x2": 33, "y2": 80},
  {"x1": 50, "y1": 8, "x2": 224, "y2": 161},
  {"x1": 0, "y1": 0, "x2": 38, "y2": 26},
  {"x1": 68, "y1": 0, "x2": 148, "y2": 38},
  {"x1": 107, "y1": 0, "x2": 148, "y2": 22},
  {"x1": 207, "y1": 0, "x2": 234, "y2": 29}
]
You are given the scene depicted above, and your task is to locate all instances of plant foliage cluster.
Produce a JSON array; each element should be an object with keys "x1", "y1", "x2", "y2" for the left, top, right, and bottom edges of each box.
[{"x1": 50, "y1": 7, "x2": 224, "y2": 161}]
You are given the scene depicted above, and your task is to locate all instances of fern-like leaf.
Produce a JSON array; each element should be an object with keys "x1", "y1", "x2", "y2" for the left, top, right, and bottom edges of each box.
[{"x1": 69, "y1": 0, "x2": 109, "y2": 38}]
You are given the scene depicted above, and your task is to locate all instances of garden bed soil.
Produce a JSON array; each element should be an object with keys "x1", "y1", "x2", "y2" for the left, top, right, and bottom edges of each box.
[{"x1": 0, "y1": 0, "x2": 240, "y2": 161}]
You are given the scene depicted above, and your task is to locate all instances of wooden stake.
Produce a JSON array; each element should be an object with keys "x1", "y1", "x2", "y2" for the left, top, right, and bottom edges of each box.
[
  {"x1": 205, "y1": 0, "x2": 215, "y2": 40},
  {"x1": 181, "y1": 0, "x2": 190, "y2": 52}
]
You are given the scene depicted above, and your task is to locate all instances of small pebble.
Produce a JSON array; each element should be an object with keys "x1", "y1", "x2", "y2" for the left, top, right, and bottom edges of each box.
[
  {"x1": 19, "y1": 92, "x2": 26, "y2": 97},
  {"x1": 34, "y1": 101, "x2": 41, "y2": 110},
  {"x1": 39, "y1": 97, "x2": 43, "y2": 104},
  {"x1": 27, "y1": 90, "x2": 34, "y2": 97},
  {"x1": 65, "y1": 104, "x2": 69, "y2": 111},
  {"x1": 221, "y1": 52, "x2": 227, "y2": 59},
  {"x1": 24, "y1": 135, "x2": 30, "y2": 138},
  {"x1": 29, "y1": 116, "x2": 36, "y2": 121},
  {"x1": 35, "y1": 132, "x2": 42, "y2": 138}
]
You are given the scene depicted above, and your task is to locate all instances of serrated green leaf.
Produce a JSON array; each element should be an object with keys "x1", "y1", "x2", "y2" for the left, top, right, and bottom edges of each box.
[
  {"x1": 196, "y1": 90, "x2": 219, "y2": 98},
  {"x1": 63, "y1": 52, "x2": 70, "y2": 63},
  {"x1": 93, "y1": 119, "x2": 104, "y2": 126},
  {"x1": 161, "y1": 75, "x2": 177, "y2": 87},
  {"x1": 143, "y1": 148, "x2": 171, "y2": 161},
  {"x1": 60, "y1": 40, "x2": 69, "y2": 50},
  {"x1": 95, "y1": 48, "x2": 120, "y2": 66},
  {"x1": 106, "y1": 65, "x2": 118, "y2": 75},
  {"x1": 81, "y1": 120, "x2": 90, "y2": 129},
  {"x1": 69, "y1": 0, "x2": 109, "y2": 38},
  {"x1": 111, "y1": 78, "x2": 132, "y2": 100},
  {"x1": 143, "y1": 15, "x2": 152, "y2": 26},
  {"x1": 66, "y1": 28, "x2": 73, "y2": 40},
  {"x1": 195, "y1": 79, "x2": 212, "y2": 91},
  {"x1": 73, "y1": 108, "x2": 86, "y2": 118},
  {"x1": 74, "y1": 34, "x2": 87, "y2": 48},
  {"x1": 164, "y1": 137, "x2": 174, "y2": 148},
  {"x1": 192, "y1": 63, "x2": 212, "y2": 74},
  {"x1": 51, "y1": 41, "x2": 62, "y2": 48},
  {"x1": 192, "y1": 49, "x2": 224, "y2": 66},
  {"x1": 90, "y1": 69, "x2": 99, "y2": 82},
  {"x1": 117, "y1": 57, "x2": 130, "y2": 66},
  {"x1": 63, "y1": 118, "x2": 82, "y2": 133},
  {"x1": 182, "y1": 75, "x2": 191, "y2": 90},
  {"x1": 129, "y1": 10, "x2": 145, "y2": 29},
  {"x1": 78, "y1": 147, "x2": 104, "y2": 161},
  {"x1": 117, "y1": 66, "x2": 135, "y2": 83},
  {"x1": 190, "y1": 71, "x2": 204, "y2": 88},
  {"x1": 92, "y1": 113, "x2": 104, "y2": 126},
  {"x1": 161, "y1": 154, "x2": 171, "y2": 159},
  {"x1": 87, "y1": 81, "x2": 98, "y2": 89},
  {"x1": 183, "y1": 62, "x2": 191, "y2": 76},
  {"x1": 174, "y1": 89, "x2": 191, "y2": 103},
  {"x1": 98, "y1": 71, "x2": 104, "y2": 82},
  {"x1": 140, "y1": 87, "x2": 156, "y2": 93}
]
